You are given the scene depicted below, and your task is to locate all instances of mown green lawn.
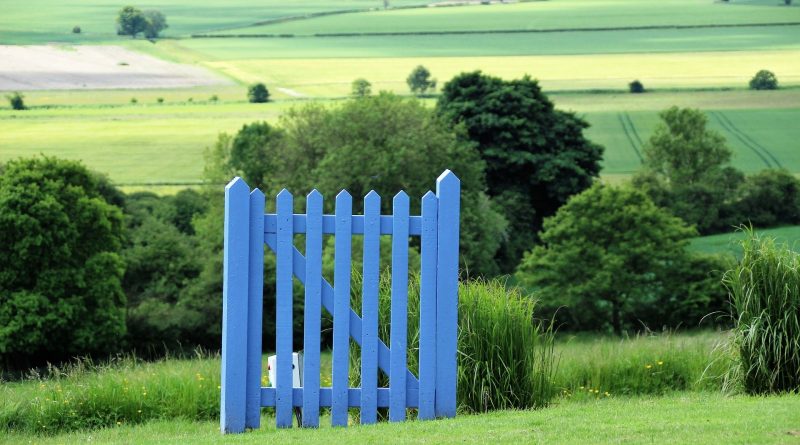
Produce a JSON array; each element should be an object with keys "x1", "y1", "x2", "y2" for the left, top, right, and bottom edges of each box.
[
  {"x1": 4, "y1": 393, "x2": 799, "y2": 444},
  {"x1": 691, "y1": 225, "x2": 800, "y2": 257}
]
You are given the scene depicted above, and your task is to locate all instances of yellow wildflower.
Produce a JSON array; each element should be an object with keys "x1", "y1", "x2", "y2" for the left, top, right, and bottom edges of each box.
[
  {"x1": 657, "y1": 361, "x2": 664, "y2": 366},
  {"x1": 645, "y1": 364, "x2": 652, "y2": 369}
]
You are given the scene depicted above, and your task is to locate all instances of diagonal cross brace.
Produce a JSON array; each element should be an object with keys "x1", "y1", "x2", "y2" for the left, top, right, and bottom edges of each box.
[{"x1": 264, "y1": 234, "x2": 420, "y2": 390}]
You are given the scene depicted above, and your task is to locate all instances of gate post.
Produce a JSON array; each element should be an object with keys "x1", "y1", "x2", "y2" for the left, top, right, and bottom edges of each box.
[
  {"x1": 435, "y1": 170, "x2": 460, "y2": 418},
  {"x1": 221, "y1": 177, "x2": 250, "y2": 433}
]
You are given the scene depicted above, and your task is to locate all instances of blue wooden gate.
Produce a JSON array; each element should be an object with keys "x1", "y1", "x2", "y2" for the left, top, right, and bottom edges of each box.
[{"x1": 220, "y1": 171, "x2": 460, "y2": 432}]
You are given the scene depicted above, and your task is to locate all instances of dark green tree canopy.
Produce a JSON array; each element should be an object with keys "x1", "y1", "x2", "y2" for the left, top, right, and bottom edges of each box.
[
  {"x1": 515, "y1": 183, "x2": 696, "y2": 335},
  {"x1": 437, "y1": 71, "x2": 603, "y2": 270},
  {"x1": 116, "y1": 6, "x2": 147, "y2": 37},
  {"x1": 248, "y1": 83, "x2": 270, "y2": 103},
  {"x1": 749, "y1": 69, "x2": 778, "y2": 90},
  {"x1": 142, "y1": 10, "x2": 168, "y2": 39},
  {"x1": 406, "y1": 65, "x2": 437, "y2": 95},
  {"x1": 0, "y1": 157, "x2": 126, "y2": 368}
]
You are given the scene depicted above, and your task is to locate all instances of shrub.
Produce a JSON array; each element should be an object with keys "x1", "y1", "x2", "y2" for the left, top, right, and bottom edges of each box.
[
  {"x1": 734, "y1": 169, "x2": 800, "y2": 227},
  {"x1": 722, "y1": 230, "x2": 800, "y2": 394},
  {"x1": 351, "y1": 78, "x2": 372, "y2": 97},
  {"x1": 156, "y1": 97, "x2": 164, "y2": 104},
  {"x1": 130, "y1": 97, "x2": 137, "y2": 104},
  {"x1": 629, "y1": 80, "x2": 645, "y2": 93},
  {"x1": 749, "y1": 70, "x2": 778, "y2": 90},
  {"x1": 247, "y1": 83, "x2": 270, "y2": 103},
  {"x1": 209, "y1": 94, "x2": 219, "y2": 103},
  {"x1": 348, "y1": 275, "x2": 556, "y2": 413},
  {"x1": 72, "y1": 25, "x2": 81, "y2": 34},
  {"x1": 6, "y1": 92, "x2": 25, "y2": 110}
]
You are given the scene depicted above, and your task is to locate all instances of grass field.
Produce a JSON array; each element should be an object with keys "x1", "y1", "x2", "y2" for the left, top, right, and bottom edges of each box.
[
  {"x1": 2, "y1": 91, "x2": 798, "y2": 188},
  {"x1": 690, "y1": 225, "x2": 800, "y2": 257},
  {"x1": 219, "y1": 0, "x2": 800, "y2": 35},
  {"x1": 4, "y1": 393, "x2": 799, "y2": 444}
]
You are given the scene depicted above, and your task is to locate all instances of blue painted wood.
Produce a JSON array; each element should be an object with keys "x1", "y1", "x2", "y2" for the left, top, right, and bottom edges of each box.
[
  {"x1": 418, "y1": 191, "x2": 438, "y2": 420},
  {"x1": 245, "y1": 188, "x2": 265, "y2": 429},
  {"x1": 435, "y1": 170, "x2": 460, "y2": 418},
  {"x1": 389, "y1": 191, "x2": 409, "y2": 422},
  {"x1": 264, "y1": 214, "x2": 422, "y2": 236},
  {"x1": 360, "y1": 191, "x2": 380, "y2": 425},
  {"x1": 302, "y1": 190, "x2": 323, "y2": 427},
  {"x1": 275, "y1": 189, "x2": 294, "y2": 428},
  {"x1": 332, "y1": 191, "x2": 353, "y2": 427},
  {"x1": 221, "y1": 177, "x2": 250, "y2": 434},
  {"x1": 263, "y1": 234, "x2": 420, "y2": 390},
  {"x1": 261, "y1": 387, "x2": 420, "y2": 408}
]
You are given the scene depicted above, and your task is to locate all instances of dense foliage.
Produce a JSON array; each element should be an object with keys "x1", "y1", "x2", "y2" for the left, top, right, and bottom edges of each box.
[
  {"x1": 247, "y1": 83, "x2": 270, "y2": 103},
  {"x1": 116, "y1": 6, "x2": 166, "y2": 38},
  {"x1": 0, "y1": 157, "x2": 126, "y2": 368},
  {"x1": 351, "y1": 78, "x2": 372, "y2": 97},
  {"x1": 6, "y1": 92, "x2": 25, "y2": 110},
  {"x1": 749, "y1": 69, "x2": 778, "y2": 90},
  {"x1": 515, "y1": 183, "x2": 727, "y2": 334},
  {"x1": 406, "y1": 65, "x2": 436, "y2": 95},
  {"x1": 437, "y1": 71, "x2": 604, "y2": 271}
]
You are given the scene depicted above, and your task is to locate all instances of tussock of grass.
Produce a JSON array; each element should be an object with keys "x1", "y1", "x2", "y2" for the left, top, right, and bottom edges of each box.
[
  {"x1": 554, "y1": 331, "x2": 729, "y2": 398},
  {"x1": 0, "y1": 352, "x2": 219, "y2": 434},
  {"x1": 723, "y1": 229, "x2": 800, "y2": 394}
]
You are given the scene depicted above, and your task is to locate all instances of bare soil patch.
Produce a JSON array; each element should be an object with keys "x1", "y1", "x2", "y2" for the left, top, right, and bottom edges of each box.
[{"x1": 0, "y1": 45, "x2": 231, "y2": 91}]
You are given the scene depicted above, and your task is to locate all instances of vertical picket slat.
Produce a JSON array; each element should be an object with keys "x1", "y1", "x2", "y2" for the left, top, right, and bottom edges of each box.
[
  {"x1": 435, "y1": 171, "x2": 460, "y2": 418},
  {"x1": 389, "y1": 192, "x2": 409, "y2": 422},
  {"x1": 245, "y1": 189, "x2": 265, "y2": 429},
  {"x1": 302, "y1": 190, "x2": 323, "y2": 427},
  {"x1": 275, "y1": 189, "x2": 294, "y2": 428},
  {"x1": 418, "y1": 191, "x2": 438, "y2": 420},
  {"x1": 360, "y1": 191, "x2": 381, "y2": 424},
  {"x1": 332, "y1": 191, "x2": 353, "y2": 427},
  {"x1": 221, "y1": 178, "x2": 250, "y2": 434}
]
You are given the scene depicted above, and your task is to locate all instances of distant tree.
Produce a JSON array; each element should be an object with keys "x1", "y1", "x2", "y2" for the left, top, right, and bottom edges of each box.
[
  {"x1": 228, "y1": 121, "x2": 286, "y2": 191},
  {"x1": 143, "y1": 10, "x2": 168, "y2": 39},
  {"x1": 734, "y1": 169, "x2": 800, "y2": 228},
  {"x1": 515, "y1": 183, "x2": 696, "y2": 335},
  {"x1": 248, "y1": 83, "x2": 270, "y2": 103},
  {"x1": 6, "y1": 92, "x2": 25, "y2": 110},
  {"x1": 116, "y1": 6, "x2": 147, "y2": 37},
  {"x1": 437, "y1": 71, "x2": 603, "y2": 271},
  {"x1": 209, "y1": 94, "x2": 219, "y2": 103},
  {"x1": 0, "y1": 157, "x2": 126, "y2": 368},
  {"x1": 633, "y1": 106, "x2": 743, "y2": 234},
  {"x1": 407, "y1": 65, "x2": 437, "y2": 95},
  {"x1": 629, "y1": 80, "x2": 645, "y2": 93},
  {"x1": 156, "y1": 97, "x2": 164, "y2": 104},
  {"x1": 72, "y1": 25, "x2": 81, "y2": 34},
  {"x1": 351, "y1": 78, "x2": 372, "y2": 97},
  {"x1": 749, "y1": 69, "x2": 778, "y2": 90}
]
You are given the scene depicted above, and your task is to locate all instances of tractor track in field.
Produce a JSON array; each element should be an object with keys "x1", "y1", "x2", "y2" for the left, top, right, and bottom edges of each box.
[
  {"x1": 711, "y1": 111, "x2": 780, "y2": 169},
  {"x1": 618, "y1": 112, "x2": 643, "y2": 164}
]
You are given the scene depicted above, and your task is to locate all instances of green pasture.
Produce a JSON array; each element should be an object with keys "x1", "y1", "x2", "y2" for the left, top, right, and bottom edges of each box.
[
  {"x1": 182, "y1": 25, "x2": 800, "y2": 58},
  {"x1": 0, "y1": 0, "x2": 424, "y2": 44},
  {"x1": 691, "y1": 225, "x2": 800, "y2": 257},
  {"x1": 220, "y1": 0, "x2": 800, "y2": 36},
  {"x1": 2, "y1": 92, "x2": 798, "y2": 188}
]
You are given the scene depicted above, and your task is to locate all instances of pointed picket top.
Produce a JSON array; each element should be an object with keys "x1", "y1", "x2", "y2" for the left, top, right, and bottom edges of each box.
[
  {"x1": 249, "y1": 188, "x2": 265, "y2": 200},
  {"x1": 421, "y1": 190, "x2": 437, "y2": 203},
  {"x1": 336, "y1": 189, "x2": 352, "y2": 205},
  {"x1": 393, "y1": 190, "x2": 409, "y2": 206},
  {"x1": 436, "y1": 170, "x2": 460, "y2": 189},
  {"x1": 364, "y1": 190, "x2": 381, "y2": 207},
  {"x1": 276, "y1": 188, "x2": 293, "y2": 201},
  {"x1": 226, "y1": 176, "x2": 250, "y2": 193},
  {"x1": 307, "y1": 189, "x2": 323, "y2": 200}
]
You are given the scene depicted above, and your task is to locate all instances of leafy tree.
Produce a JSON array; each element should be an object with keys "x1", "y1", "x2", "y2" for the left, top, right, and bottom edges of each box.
[
  {"x1": 406, "y1": 65, "x2": 437, "y2": 95},
  {"x1": 248, "y1": 83, "x2": 270, "y2": 103},
  {"x1": 6, "y1": 92, "x2": 25, "y2": 110},
  {"x1": 351, "y1": 78, "x2": 372, "y2": 97},
  {"x1": 116, "y1": 6, "x2": 147, "y2": 37},
  {"x1": 143, "y1": 10, "x2": 168, "y2": 39},
  {"x1": 515, "y1": 183, "x2": 696, "y2": 335},
  {"x1": 228, "y1": 121, "x2": 286, "y2": 191},
  {"x1": 72, "y1": 25, "x2": 81, "y2": 34},
  {"x1": 749, "y1": 69, "x2": 778, "y2": 90},
  {"x1": 437, "y1": 71, "x2": 603, "y2": 271},
  {"x1": 629, "y1": 80, "x2": 645, "y2": 93},
  {"x1": 633, "y1": 106, "x2": 743, "y2": 234},
  {"x1": 734, "y1": 169, "x2": 800, "y2": 228},
  {"x1": 0, "y1": 157, "x2": 126, "y2": 368}
]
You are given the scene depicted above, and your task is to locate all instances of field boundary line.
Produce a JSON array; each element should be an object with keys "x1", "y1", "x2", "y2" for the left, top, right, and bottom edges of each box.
[
  {"x1": 618, "y1": 113, "x2": 643, "y2": 164},
  {"x1": 710, "y1": 111, "x2": 773, "y2": 168},
  {"x1": 192, "y1": 21, "x2": 800, "y2": 38},
  {"x1": 715, "y1": 111, "x2": 782, "y2": 168}
]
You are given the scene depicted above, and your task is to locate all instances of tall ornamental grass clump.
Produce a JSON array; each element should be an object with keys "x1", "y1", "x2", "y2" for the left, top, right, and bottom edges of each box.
[
  {"x1": 722, "y1": 231, "x2": 800, "y2": 394},
  {"x1": 0, "y1": 352, "x2": 219, "y2": 435},
  {"x1": 349, "y1": 274, "x2": 555, "y2": 413}
]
